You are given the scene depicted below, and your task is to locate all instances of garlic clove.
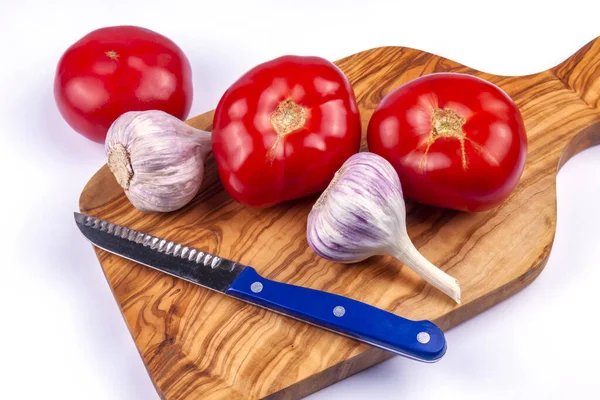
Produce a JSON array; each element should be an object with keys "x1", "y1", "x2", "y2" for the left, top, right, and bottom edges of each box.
[
  {"x1": 105, "y1": 110, "x2": 212, "y2": 213},
  {"x1": 307, "y1": 152, "x2": 461, "y2": 303}
]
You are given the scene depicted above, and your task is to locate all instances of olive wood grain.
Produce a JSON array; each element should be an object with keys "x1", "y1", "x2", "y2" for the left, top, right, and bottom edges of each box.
[{"x1": 79, "y1": 37, "x2": 600, "y2": 400}]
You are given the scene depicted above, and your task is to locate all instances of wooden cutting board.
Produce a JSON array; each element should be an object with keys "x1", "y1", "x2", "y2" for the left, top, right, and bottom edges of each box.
[{"x1": 79, "y1": 37, "x2": 600, "y2": 399}]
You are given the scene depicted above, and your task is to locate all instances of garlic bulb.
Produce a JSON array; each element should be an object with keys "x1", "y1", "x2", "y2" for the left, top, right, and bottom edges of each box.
[
  {"x1": 307, "y1": 152, "x2": 461, "y2": 303},
  {"x1": 105, "y1": 110, "x2": 211, "y2": 213}
]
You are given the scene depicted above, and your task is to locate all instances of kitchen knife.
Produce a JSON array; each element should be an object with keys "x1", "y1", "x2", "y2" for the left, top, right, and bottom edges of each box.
[{"x1": 74, "y1": 212, "x2": 446, "y2": 362}]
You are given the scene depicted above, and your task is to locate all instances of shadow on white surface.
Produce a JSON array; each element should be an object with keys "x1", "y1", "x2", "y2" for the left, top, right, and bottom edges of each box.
[{"x1": 8, "y1": 70, "x2": 160, "y2": 399}]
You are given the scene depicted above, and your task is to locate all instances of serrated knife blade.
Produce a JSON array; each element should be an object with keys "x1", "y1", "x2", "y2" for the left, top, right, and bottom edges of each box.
[
  {"x1": 74, "y1": 212, "x2": 447, "y2": 362},
  {"x1": 74, "y1": 212, "x2": 245, "y2": 292}
]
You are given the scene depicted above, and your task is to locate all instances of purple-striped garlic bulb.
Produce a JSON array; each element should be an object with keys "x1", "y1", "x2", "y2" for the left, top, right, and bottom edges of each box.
[
  {"x1": 105, "y1": 110, "x2": 212, "y2": 213},
  {"x1": 307, "y1": 152, "x2": 461, "y2": 303}
]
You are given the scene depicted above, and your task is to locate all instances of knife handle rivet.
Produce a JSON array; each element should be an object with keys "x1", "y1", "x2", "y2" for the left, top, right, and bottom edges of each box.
[
  {"x1": 333, "y1": 306, "x2": 345, "y2": 317},
  {"x1": 250, "y1": 282, "x2": 263, "y2": 293},
  {"x1": 417, "y1": 332, "x2": 430, "y2": 344}
]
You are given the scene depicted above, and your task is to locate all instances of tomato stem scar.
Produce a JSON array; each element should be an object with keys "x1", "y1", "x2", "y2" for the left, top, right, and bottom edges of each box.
[
  {"x1": 420, "y1": 108, "x2": 468, "y2": 171},
  {"x1": 270, "y1": 99, "x2": 306, "y2": 136},
  {"x1": 105, "y1": 50, "x2": 120, "y2": 61},
  {"x1": 267, "y1": 98, "x2": 307, "y2": 162}
]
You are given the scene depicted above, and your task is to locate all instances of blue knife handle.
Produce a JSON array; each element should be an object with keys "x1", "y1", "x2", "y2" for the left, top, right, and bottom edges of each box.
[{"x1": 226, "y1": 267, "x2": 446, "y2": 362}]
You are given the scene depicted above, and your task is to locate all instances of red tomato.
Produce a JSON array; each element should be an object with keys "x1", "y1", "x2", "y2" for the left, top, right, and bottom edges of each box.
[
  {"x1": 54, "y1": 26, "x2": 193, "y2": 143},
  {"x1": 367, "y1": 73, "x2": 527, "y2": 212},
  {"x1": 212, "y1": 56, "x2": 362, "y2": 207}
]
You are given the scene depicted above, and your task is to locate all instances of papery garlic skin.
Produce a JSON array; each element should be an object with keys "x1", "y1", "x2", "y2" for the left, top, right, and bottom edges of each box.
[
  {"x1": 105, "y1": 110, "x2": 211, "y2": 213},
  {"x1": 307, "y1": 152, "x2": 461, "y2": 303},
  {"x1": 308, "y1": 152, "x2": 405, "y2": 262}
]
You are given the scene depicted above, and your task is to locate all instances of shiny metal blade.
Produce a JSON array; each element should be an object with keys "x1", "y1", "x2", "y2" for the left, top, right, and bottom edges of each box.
[{"x1": 74, "y1": 212, "x2": 246, "y2": 292}]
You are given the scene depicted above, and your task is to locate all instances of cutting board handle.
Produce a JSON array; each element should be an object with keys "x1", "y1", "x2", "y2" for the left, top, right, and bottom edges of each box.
[{"x1": 558, "y1": 122, "x2": 600, "y2": 170}]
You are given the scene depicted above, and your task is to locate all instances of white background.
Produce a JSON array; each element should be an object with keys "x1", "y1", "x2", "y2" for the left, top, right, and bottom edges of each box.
[{"x1": 1, "y1": 1, "x2": 599, "y2": 399}]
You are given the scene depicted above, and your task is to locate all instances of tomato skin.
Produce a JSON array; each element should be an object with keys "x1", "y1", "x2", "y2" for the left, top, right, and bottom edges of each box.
[
  {"x1": 367, "y1": 73, "x2": 527, "y2": 212},
  {"x1": 54, "y1": 26, "x2": 193, "y2": 143},
  {"x1": 212, "y1": 55, "x2": 361, "y2": 207}
]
